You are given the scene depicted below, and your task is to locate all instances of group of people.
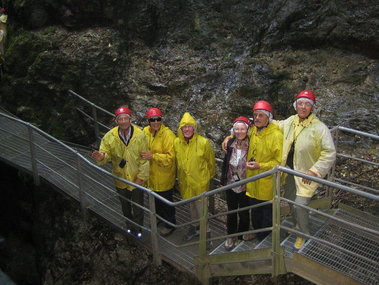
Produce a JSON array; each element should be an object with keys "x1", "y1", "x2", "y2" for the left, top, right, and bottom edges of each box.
[
  {"x1": 91, "y1": 89, "x2": 336, "y2": 251},
  {"x1": 221, "y1": 90, "x2": 336, "y2": 250},
  {"x1": 92, "y1": 107, "x2": 215, "y2": 241}
]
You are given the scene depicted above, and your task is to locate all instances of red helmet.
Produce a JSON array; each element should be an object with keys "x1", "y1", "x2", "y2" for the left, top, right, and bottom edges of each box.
[
  {"x1": 253, "y1": 100, "x2": 273, "y2": 113},
  {"x1": 233, "y1": 116, "x2": 251, "y2": 127},
  {"x1": 295, "y1": 90, "x2": 316, "y2": 103},
  {"x1": 114, "y1": 106, "x2": 132, "y2": 117},
  {"x1": 146, "y1": 107, "x2": 163, "y2": 118}
]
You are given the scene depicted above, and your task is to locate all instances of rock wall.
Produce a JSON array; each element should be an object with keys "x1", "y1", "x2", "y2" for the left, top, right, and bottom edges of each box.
[{"x1": 0, "y1": 1, "x2": 378, "y2": 149}]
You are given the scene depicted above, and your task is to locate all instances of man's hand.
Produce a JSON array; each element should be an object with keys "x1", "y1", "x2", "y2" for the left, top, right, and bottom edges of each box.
[
  {"x1": 246, "y1": 161, "x2": 260, "y2": 170},
  {"x1": 91, "y1": 150, "x2": 105, "y2": 161},
  {"x1": 140, "y1": 151, "x2": 153, "y2": 160},
  {"x1": 302, "y1": 170, "x2": 317, "y2": 185},
  {"x1": 134, "y1": 178, "x2": 144, "y2": 186},
  {"x1": 221, "y1": 136, "x2": 232, "y2": 153}
]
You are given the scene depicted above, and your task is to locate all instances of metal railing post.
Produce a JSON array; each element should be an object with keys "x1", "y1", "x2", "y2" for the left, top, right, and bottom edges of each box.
[
  {"x1": 28, "y1": 125, "x2": 40, "y2": 186},
  {"x1": 272, "y1": 171, "x2": 285, "y2": 277},
  {"x1": 148, "y1": 192, "x2": 162, "y2": 266},
  {"x1": 198, "y1": 194, "x2": 210, "y2": 285},
  {"x1": 328, "y1": 127, "x2": 339, "y2": 199},
  {"x1": 77, "y1": 156, "x2": 88, "y2": 221},
  {"x1": 92, "y1": 106, "x2": 100, "y2": 146}
]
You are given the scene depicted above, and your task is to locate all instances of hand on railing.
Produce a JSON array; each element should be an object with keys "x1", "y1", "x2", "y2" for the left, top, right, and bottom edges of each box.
[
  {"x1": 302, "y1": 170, "x2": 317, "y2": 185},
  {"x1": 91, "y1": 150, "x2": 105, "y2": 161}
]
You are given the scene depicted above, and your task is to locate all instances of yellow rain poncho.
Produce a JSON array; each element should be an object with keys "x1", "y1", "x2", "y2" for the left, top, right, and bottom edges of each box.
[
  {"x1": 275, "y1": 113, "x2": 336, "y2": 197},
  {"x1": 0, "y1": 14, "x2": 7, "y2": 58},
  {"x1": 143, "y1": 124, "x2": 176, "y2": 192},
  {"x1": 246, "y1": 123, "x2": 283, "y2": 200},
  {"x1": 98, "y1": 125, "x2": 149, "y2": 190},
  {"x1": 174, "y1": 112, "x2": 215, "y2": 199}
]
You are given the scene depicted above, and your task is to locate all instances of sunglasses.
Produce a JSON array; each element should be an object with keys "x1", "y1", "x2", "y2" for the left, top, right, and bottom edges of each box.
[{"x1": 148, "y1": 117, "x2": 162, "y2": 122}]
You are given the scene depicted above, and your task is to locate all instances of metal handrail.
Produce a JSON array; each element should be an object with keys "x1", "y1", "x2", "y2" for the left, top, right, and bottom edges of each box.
[
  {"x1": 68, "y1": 90, "x2": 114, "y2": 117},
  {"x1": 2, "y1": 94, "x2": 379, "y2": 284},
  {"x1": 330, "y1": 125, "x2": 379, "y2": 140}
]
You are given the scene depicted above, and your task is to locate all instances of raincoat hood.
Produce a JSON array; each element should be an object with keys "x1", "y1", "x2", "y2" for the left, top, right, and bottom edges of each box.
[
  {"x1": 0, "y1": 14, "x2": 7, "y2": 23},
  {"x1": 177, "y1": 112, "x2": 198, "y2": 141}
]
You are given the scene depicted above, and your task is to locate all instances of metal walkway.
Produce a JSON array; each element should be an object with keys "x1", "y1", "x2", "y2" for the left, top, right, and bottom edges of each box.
[{"x1": 1, "y1": 110, "x2": 378, "y2": 285}]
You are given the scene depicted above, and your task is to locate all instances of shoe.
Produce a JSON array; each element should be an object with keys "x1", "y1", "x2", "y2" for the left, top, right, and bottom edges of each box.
[
  {"x1": 160, "y1": 227, "x2": 175, "y2": 237},
  {"x1": 136, "y1": 232, "x2": 142, "y2": 238},
  {"x1": 224, "y1": 238, "x2": 235, "y2": 251},
  {"x1": 242, "y1": 233, "x2": 255, "y2": 241},
  {"x1": 184, "y1": 225, "x2": 199, "y2": 241},
  {"x1": 294, "y1": 237, "x2": 304, "y2": 249}
]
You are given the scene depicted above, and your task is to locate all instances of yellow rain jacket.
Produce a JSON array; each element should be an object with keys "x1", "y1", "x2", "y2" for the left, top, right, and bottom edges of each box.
[
  {"x1": 143, "y1": 124, "x2": 176, "y2": 192},
  {"x1": 174, "y1": 112, "x2": 215, "y2": 199},
  {"x1": 275, "y1": 113, "x2": 336, "y2": 197},
  {"x1": 0, "y1": 14, "x2": 7, "y2": 57},
  {"x1": 246, "y1": 123, "x2": 283, "y2": 200},
  {"x1": 98, "y1": 125, "x2": 149, "y2": 190}
]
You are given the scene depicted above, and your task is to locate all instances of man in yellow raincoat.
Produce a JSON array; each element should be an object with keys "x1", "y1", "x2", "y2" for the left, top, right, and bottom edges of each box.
[
  {"x1": 245, "y1": 101, "x2": 283, "y2": 241},
  {"x1": 141, "y1": 107, "x2": 176, "y2": 236},
  {"x1": 92, "y1": 106, "x2": 149, "y2": 237},
  {"x1": 174, "y1": 112, "x2": 215, "y2": 241},
  {"x1": 276, "y1": 90, "x2": 336, "y2": 249}
]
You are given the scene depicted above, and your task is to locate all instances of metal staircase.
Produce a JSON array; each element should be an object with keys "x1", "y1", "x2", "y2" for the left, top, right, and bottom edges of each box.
[{"x1": 1, "y1": 92, "x2": 378, "y2": 284}]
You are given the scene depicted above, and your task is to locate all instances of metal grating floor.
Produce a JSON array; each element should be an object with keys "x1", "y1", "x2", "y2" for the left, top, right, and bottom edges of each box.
[
  {"x1": 299, "y1": 209, "x2": 379, "y2": 285},
  {"x1": 280, "y1": 209, "x2": 379, "y2": 285}
]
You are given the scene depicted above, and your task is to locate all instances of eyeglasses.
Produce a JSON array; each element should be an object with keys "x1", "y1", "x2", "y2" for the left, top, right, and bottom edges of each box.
[{"x1": 148, "y1": 117, "x2": 162, "y2": 122}]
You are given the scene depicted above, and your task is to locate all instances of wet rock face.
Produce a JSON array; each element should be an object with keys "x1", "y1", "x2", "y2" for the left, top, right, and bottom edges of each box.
[
  {"x1": 0, "y1": 4, "x2": 377, "y2": 144},
  {"x1": 250, "y1": 0, "x2": 379, "y2": 58},
  {"x1": 3, "y1": 0, "x2": 379, "y2": 57}
]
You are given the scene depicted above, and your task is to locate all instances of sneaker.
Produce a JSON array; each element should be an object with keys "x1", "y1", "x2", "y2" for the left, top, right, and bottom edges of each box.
[
  {"x1": 136, "y1": 232, "x2": 142, "y2": 238},
  {"x1": 242, "y1": 233, "x2": 255, "y2": 241},
  {"x1": 224, "y1": 238, "x2": 235, "y2": 251},
  {"x1": 294, "y1": 237, "x2": 304, "y2": 249},
  {"x1": 184, "y1": 225, "x2": 199, "y2": 241},
  {"x1": 160, "y1": 227, "x2": 175, "y2": 237}
]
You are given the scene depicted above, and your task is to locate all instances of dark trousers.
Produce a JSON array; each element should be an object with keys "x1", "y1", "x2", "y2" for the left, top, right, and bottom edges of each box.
[
  {"x1": 117, "y1": 187, "x2": 144, "y2": 231},
  {"x1": 249, "y1": 197, "x2": 272, "y2": 241},
  {"x1": 155, "y1": 189, "x2": 176, "y2": 229},
  {"x1": 226, "y1": 190, "x2": 250, "y2": 239}
]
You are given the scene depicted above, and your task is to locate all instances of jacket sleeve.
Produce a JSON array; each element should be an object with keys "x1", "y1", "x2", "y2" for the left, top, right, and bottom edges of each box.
[
  {"x1": 137, "y1": 133, "x2": 150, "y2": 181},
  {"x1": 309, "y1": 126, "x2": 336, "y2": 178},
  {"x1": 98, "y1": 132, "x2": 112, "y2": 166},
  {"x1": 272, "y1": 119, "x2": 284, "y2": 131},
  {"x1": 259, "y1": 130, "x2": 283, "y2": 171},
  {"x1": 153, "y1": 130, "x2": 176, "y2": 168}
]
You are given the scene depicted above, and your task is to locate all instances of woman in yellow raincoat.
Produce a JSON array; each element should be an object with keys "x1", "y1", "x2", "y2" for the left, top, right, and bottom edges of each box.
[
  {"x1": 141, "y1": 107, "x2": 177, "y2": 236},
  {"x1": 174, "y1": 112, "x2": 215, "y2": 241}
]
